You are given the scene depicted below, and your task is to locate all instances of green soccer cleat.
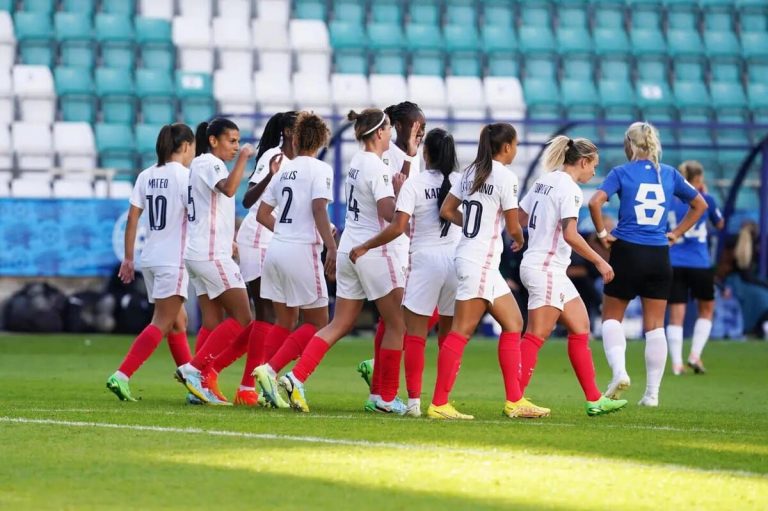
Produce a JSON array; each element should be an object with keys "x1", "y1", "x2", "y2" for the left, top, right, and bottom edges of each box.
[
  {"x1": 363, "y1": 399, "x2": 377, "y2": 412},
  {"x1": 586, "y1": 395, "x2": 628, "y2": 416},
  {"x1": 279, "y1": 372, "x2": 309, "y2": 413},
  {"x1": 106, "y1": 374, "x2": 137, "y2": 402},
  {"x1": 253, "y1": 364, "x2": 289, "y2": 409},
  {"x1": 357, "y1": 359, "x2": 374, "y2": 390}
]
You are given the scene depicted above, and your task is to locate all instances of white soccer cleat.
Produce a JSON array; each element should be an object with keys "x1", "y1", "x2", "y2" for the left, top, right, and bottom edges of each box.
[
  {"x1": 672, "y1": 364, "x2": 685, "y2": 376},
  {"x1": 605, "y1": 373, "x2": 631, "y2": 400},
  {"x1": 405, "y1": 401, "x2": 422, "y2": 418},
  {"x1": 638, "y1": 394, "x2": 659, "y2": 407}
]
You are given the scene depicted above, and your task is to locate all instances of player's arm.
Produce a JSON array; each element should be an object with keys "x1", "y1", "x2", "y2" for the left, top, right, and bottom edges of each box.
[
  {"x1": 667, "y1": 194, "x2": 708, "y2": 245},
  {"x1": 376, "y1": 196, "x2": 397, "y2": 223},
  {"x1": 118, "y1": 205, "x2": 142, "y2": 284},
  {"x1": 439, "y1": 192, "x2": 463, "y2": 227},
  {"x1": 588, "y1": 190, "x2": 617, "y2": 248},
  {"x1": 256, "y1": 201, "x2": 276, "y2": 232},
  {"x1": 215, "y1": 143, "x2": 255, "y2": 197},
  {"x1": 562, "y1": 217, "x2": 614, "y2": 283},
  {"x1": 517, "y1": 206, "x2": 529, "y2": 227},
  {"x1": 349, "y1": 211, "x2": 410, "y2": 263},
  {"x1": 503, "y1": 208, "x2": 524, "y2": 252},
  {"x1": 242, "y1": 153, "x2": 283, "y2": 208},
  {"x1": 311, "y1": 198, "x2": 337, "y2": 277}
]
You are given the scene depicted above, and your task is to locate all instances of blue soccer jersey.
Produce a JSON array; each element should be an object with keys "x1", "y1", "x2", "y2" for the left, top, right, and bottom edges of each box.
[
  {"x1": 669, "y1": 192, "x2": 723, "y2": 268},
  {"x1": 599, "y1": 160, "x2": 699, "y2": 246}
]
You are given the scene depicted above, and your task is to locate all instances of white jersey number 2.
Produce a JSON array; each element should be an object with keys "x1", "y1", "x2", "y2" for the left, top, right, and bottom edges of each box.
[{"x1": 634, "y1": 184, "x2": 666, "y2": 226}]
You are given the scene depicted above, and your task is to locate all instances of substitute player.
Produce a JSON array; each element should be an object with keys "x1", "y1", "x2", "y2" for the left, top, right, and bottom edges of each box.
[
  {"x1": 350, "y1": 128, "x2": 461, "y2": 417},
  {"x1": 589, "y1": 122, "x2": 707, "y2": 407},
  {"x1": 667, "y1": 160, "x2": 724, "y2": 375},
  {"x1": 107, "y1": 124, "x2": 196, "y2": 401},
  {"x1": 517, "y1": 135, "x2": 627, "y2": 416}
]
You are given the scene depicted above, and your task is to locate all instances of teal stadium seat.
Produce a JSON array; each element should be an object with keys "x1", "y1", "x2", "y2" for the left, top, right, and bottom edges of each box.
[
  {"x1": 55, "y1": 66, "x2": 96, "y2": 123},
  {"x1": 483, "y1": 24, "x2": 518, "y2": 76},
  {"x1": 102, "y1": 0, "x2": 136, "y2": 16},
  {"x1": 14, "y1": 11, "x2": 54, "y2": 66},
  {"x1": 0, "y1": 0, "x2": 12, "y2": 11},
  {"x1": 636, "y1": 79, "x2": 679, "y2": 162},
  {"x1": 444, "y1": 24, "x2": 481, "y2": 77},
  {"x1": 521, "y1": 3, "x2": 552, "y2": 27},
  {"x1": 330, "y1": 21, "x2": 368, "y2": 74},
  {"x1": 599, "y1": 78, "x2": 638, "y2": 138},
  {"x1": 406, "y1": 23, "x2": 444, "y2": 76},
  {"x1": 667, "y1": 30, "x2": 706, "y2": 80},
  {"x1": 20, "y1": 0, "x2": 55, "y2": 13},
  {"x1": 96, "y1": 123, "x2": 136, "y2": 172},
  {"x1": 482, "y1": 0, "x2": 513, "y2": 28},
  {"x1": 630, "y1": 9, "x2": 663, "y2": 30},
  {"x1": 368, "y1": 22, "x2": 406, "y2": 75},
  {"x1": 295, "y1": 0, "x2": 327, "y2": 20},
  {"x1": 408, "y1": 0, "x2": 441, "y2": 26},
  {"x1": 136, "y1": 68, "x2": 176, "y2": 124},
  {"x1": 136, "y1": 17, "x2": 174, "y2": 71},
  {"x1": 704, "y1": 30, "x2": 741, "y2": 61},
  {"x1": 96, "y1": 14, "x2": 135, "y2": 69},
  {"x1": 370, "y1": 0, "x2": 402, "y2": 24},
  {"x1": 741, "y1": 32, "x2": 768, "y2": 78},
  {"x1": 561, "y1": 78, "x2": 600, "y2": 120},
  {"x1": 96, "y1": 67, "x2": 136, "y2": 124},
  {"x1": 519, "y1": 25, "x2": 557, "y2": 79},
  {"x1": 632, "y1": 29, "x2": 668, "y2": 81},
  {"x1": 55, "y1": 13, "x2": 95, "y2": 69},
  {"x1": 62, "y1": 0, "x2": 96, "y2": 15},
  {"x1": 333, "y1": 0, "x2": 366, "y2": 23},
  {"x1": 446, "y1": 0, "x2": 477, "y2": 27},
  {"x1": 747, "y1": 82, "x2": 768, "y2": 140},
  {"x1": 711, "y1": 81, "x2": 751, "y2": 149},
  {"x1": 176, "y1": 72, "x2": 214, "y2": 126},
  {"x1": 738, "y1": 0, "x2": 768, "y2": 33},
  {"x1": 523, "y1": 77, "x2": 561, "y2": 119},
  {"x1": 701, "y1": 0, "x2": 735, "y2": 32},
  {"x1": 558, "y1": 27, "x2": 594, "y2": 79},
  {"x1": 136, "y1": 123, "x2": 164, "y2": 169},
  {"x1": 592, "y1": 2, "x2": 624, "y2": 29},
  {"x1": 673, "y1": 80, "x2": 713, "y2": 142},
  {"x1": 666, "y1": 0, "x2": 699, "y2": 30},
  {"x1": 558, "y1": 5, "x2": 589, "y2": 29},
  {"x1": 594, "y1": 29, "x2": 631, "y2": 80}
]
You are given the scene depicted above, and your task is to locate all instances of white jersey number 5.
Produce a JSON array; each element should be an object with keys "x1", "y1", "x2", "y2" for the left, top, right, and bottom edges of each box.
[{"x1": 634, "y1": 183, "x2": 666, "y2": 226}]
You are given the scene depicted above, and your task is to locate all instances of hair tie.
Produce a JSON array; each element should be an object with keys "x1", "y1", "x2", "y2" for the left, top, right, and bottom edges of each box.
[
  {"x1": 567, "y1": 138, "x2": 574, "y2": 148},
  {"x1": 362, "y1": 113, "x2": 386, "y2": 136}
]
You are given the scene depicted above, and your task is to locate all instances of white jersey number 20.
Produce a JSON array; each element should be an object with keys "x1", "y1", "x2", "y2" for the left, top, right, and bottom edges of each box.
[{"x1": 634, "y1": 184, "x2": 666, "y2": 226}]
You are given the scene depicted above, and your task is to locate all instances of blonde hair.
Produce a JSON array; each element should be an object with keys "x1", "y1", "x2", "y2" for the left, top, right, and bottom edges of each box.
[
  {"x1": 625, "y1": 122, "x2": 662, "y2": 170},
  {"x1": 542, "y1": 135, "x2": 598, "y2": 171},
  {"x1": 678, "y1": 160, "x2": 704, "y2": 182}
]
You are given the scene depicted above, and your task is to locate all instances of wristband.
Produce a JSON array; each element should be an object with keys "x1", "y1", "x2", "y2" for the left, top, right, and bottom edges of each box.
[
  {"x1": 597, "y1": 229, "x2": 608, "y2": 239},
  {"x1": 403, "y1": 154, "x2": 414, "y2": 163}
]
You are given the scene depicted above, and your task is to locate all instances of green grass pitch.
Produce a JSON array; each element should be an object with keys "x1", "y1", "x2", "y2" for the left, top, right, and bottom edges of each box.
[{"x1": 0, "y1": 334, "x2": 766, "y2": 510}]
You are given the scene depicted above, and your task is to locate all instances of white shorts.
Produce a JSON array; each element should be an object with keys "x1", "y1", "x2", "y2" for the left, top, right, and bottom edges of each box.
[
  {"x1": 237, "y1": 243, "x2": 269, "y2": 282},
  {"x1": 142, "y1": 265, "x2": 188, "y2": 303},
  {"x1": 520, "y1": 266, "x2": 580, "y2": 311},
  {"x1": 455, "y1": 257, "x2": 511, "y2": 304},
  {"x1": 393, "y1": 241, "x2": 410, "y2": 277},
  {"x1": 336, "y1": 250, "x2": 405, "y2": 301},
  {"x1": 260, "y1": 240, "x2": 328, "y2": 308},
  {"x1": 186, "y1": 258, "x2": 246, "y2": 299},
  {"x1": 403, "y1": 249, "x2": 457, "y2": 316}
]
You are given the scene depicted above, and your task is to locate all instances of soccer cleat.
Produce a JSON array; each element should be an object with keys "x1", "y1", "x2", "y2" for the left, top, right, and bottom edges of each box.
[
  {"x1": 638, "y1": 394, "x2": 659, "y2": 407},
  {"x1": 604, "y1": 373, "x2": 631, "y2": 400},
  {"x1": 427, "y1": 403, "x2": 474, "y2": 420},
  {"x1": 106, "y1": 374, "x2": 137, "y2": 402},
  {"x1": 357, "y1": 359, "x2": 374, "y2": 390},
  {"x1": 503, "y1": 397, "x2": 551, "y2": 418},
  {"x1": 279, "y1": 372, "x2": 309, "y2": 413},
  {"x1": 406, "y1": 400, "x2": 422, "y2": 418},
  {"x1": 373, "y1": 396, "x2": 407, "y2": 415},
  {"x1": 186, "y1": 393, "x2": 203, "y2": 405},
  {"x1": 687, "y1": 357, "x2": 706, "y2": 374},
  {"x1": 234, "y1": 389, "x2": 262, "y2": 406},
  {"x1": 175, "y1": 366, "x2": 209, "y2": 403},
  {"x1": 204, "y1": 388, "x2": 233, "y2": 406},
  {"x1": 253, "y1": 364, "x2": 289, "y2": 409},
  {"x1": 672, "y1": 364, "x2": 685, "y2": 376},
  {"x1": 363, "y1": 399, "x2": 377, "y2": 412},
  {"x1": 202, "y1": 369, "x2": 228, "y2": 403},
  {"x1": 586, "y1": 395, "x2": 628, "y2": 416}
]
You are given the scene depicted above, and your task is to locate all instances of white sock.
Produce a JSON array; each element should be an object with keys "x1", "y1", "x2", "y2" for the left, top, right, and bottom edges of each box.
[
  {"x1": 114, "y1": 371, "x2": 129, "y2": 382},
  {"x1": 690, "y1": 318, "x2": 713, "y2": 361},
  {"x1": 407, "y1": 398, "x2": 420, "y2": 408},
  {"x1": 369, "y1": 394, "x2": 381, "y2": 402},
  {"x1": 602, "y1": 319, "x2": 627, "y2": 378},
  {"x1": 666, "y1": 325, "x2": 684, "y2": 367},
  {"x1": 644, "y1": 328, "x2": 667, "y2": 397},
  {"x1": 238, "y1": 385, "x2": 255, "y2": 392}
]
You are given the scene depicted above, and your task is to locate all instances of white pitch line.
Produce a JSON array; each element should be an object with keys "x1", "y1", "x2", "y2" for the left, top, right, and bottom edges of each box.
[{"x1": 1, "y1": 416, "x2": 765, "y2": 480}]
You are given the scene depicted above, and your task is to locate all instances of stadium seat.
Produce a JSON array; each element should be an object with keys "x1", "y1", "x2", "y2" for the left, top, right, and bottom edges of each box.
[
  {"x1": 446, "y1": 0, "x2": 478, "y2": 26},
  {"x1": 702, "y1": 1, "x2": 734, "y2": 32},
  {"x1": 140, "y1": 0, "x2": 174, "y2": 20},
  {"x1": 136, "y1": 17, "x2": 175, "y2": 71},
  {"x1": 256, "y1": 0, "x2": 290, "y2": 24},
  {"x1": 711, "y1": 81, "x2": 751, "y2": 148},
  {"x1": 519, "y1": 26, "x2": 557, "y2": 79},
  {"x1": 369, "y1": 73, "x2": 407, "y2": 111},
  {"x1": 213, "y1": 69, "x2": 255, "y2": 129},
  {"x1": 0, "y1": 70, "x2": 11, "y2": 125},
  {"x1": 738, "y1": 0, "x2": 768, "y2": 33},
  {"x1": 289, "y1": 19, "x2": 331, "y2": 77},
  {"x1": 331, "y1": 73, "x2": 370, "y2": 113},
  {"x1": 704, "y1": 30, "x2": 741, "y2": 60},
  {"x1": 371, "y1": 0, "x2": 402, "y2": 24},
  {"x1": 95, "y1": 67, "x2": 136, "y2": 124},
  {"x1": 332, "y1": 0, "x2": 366, "y2": 23},
  {"x1": 294, "y1": 0, "x2": 327, "y2": 20},
  {"x1": 102, "y1": 0, "x2": 136, "y2": 16},
  {"x1": 292, "y1": 72, "x2": 332, "y2": 115},
  {"x1": 96, "y1": 14, "x2": 136, "y2": 70},
  {"x1": 747, "y1": 81, "x2": 768, "y2": 117},
  {"x1": 19, "y1": 0, "x2": 55, "y2": 13},
  {"x1": 482, "y1": 0, "x2": 514, "y2": 28},
  {"x1": 135, "y1": 123, "x2": 162, "y2": 169},
  {"x1": 667, "y1": 30, "x2": 705, "y2": 59},
  {"x1": 446, "y1": 76, "x2": 485, "y2": 119},
  {"x1": 667, "y1": 10, "x2": 699, "y2": 30},
  {"x1": 741, "y1": 32, "x2": 768, "y2": 67},
  {"x1": 599, "y1": 78, "x2": 637, "y2": 120},
  {"x1": 406, "y1": 23, "x2": 445, "y2": 76},
  {"x1": 558, "y1": 4, "x2": 589, "y2": 28},
  {"x1": 0, "y1": 124, "x2": 11, "y2": 169},
  {"x1": 636, "y1": 80, "x2": 677, "y2": 154},
  {"x1": 55, "y1": 12, "x2": 95, "y2": 69},
  {"x1": 52, "y1": 177, "x2": 94, "y2": 198},
  {"x1": 484, "y1": 76, "x2": 525, "y2": 119},
  {"x1": 11, "y1": 177, "x2": 52, "y2": 197},
  {"x1": 407, "y1": 75, "x2": 448, "y2": 119},
  {"x1": 523, "y1": 77, "x2": 561, "y2": 119},
  {"x1": 176, "y1": 71, "x2": 214, "y2": 125},
  {"x1": 483, "y1": 24, "x2": 518, "y2": 77},
  {"x1": 630, "y1": 9, "x2": 663, "y2": 30},
  {"x1": 213, "y1": 17, "x2": 253, "y2": 75},
  {"x1": 445, "y1": 25, "x2": 481, "y2": 77},
  {"x1": 674, "y1": 79, "x2": 712, "y2": 119},
  {"x1": 54, "y1": 66, "x2": 96, "y2": 123},
  {"x1": 0, "y1": 0, "x2": 10, "y2": 10},
  {"x1": 136, "y1": 68, "x2": 176, "y2": 124},
  {"x1": 408, "y1": 0, "x2": 441, "y2": 26},
  {"x1": 179, "y1": 0, "x2": 213, "y2": 19},
  {"x1": 13, "y1": 11, "x2": 54, "y2": 66},
  {"x1": 62, "y1": 0, "x2": 96, "y2": 15},
  {"x1": 95, "y1": 123, "x2": 136, "y2": 171},
  {"x1": 11, "y1": 121, "x2": 53, "y2": 171},
  {"x1": 330, "y1": 21, "x2": 368, "y2": 75},
  {"x1": 252, "y1": 18, "x2": 292, "y2": 78},
  {"x1": 593, "y1": 28, "x2": 631, "y2": 61},
  {"x1": 367, "y1": 22, "x2": 405, "y2": 74},
  {"x1": 561, "y1": 78, "x2": 600, "y2": 119},
  {"x1": 53, "y1": 121, "x2": 96, "y2": 171},
  {"x1": 0, "y1": 11, "x2": 15, "y2": 70},
  {"x1": 522, "y1": 3, "x2": 552, "y2": 27},
  {"x1": 219, "y1": 0, "x2": 251, "y2": 18},
  {"x1": 710, "y1": 60, "x2": 741, "y2": 82},
  {"x1": 253, "y1": 70, "x2": 293, "y2": 113},
  {"x1": 592, "y1": 2, "x2": 625, "y2": 29},
  {"x1": 173, "y1": 17, "x2": 214, "y2": 74},
  {"x1": 13, "y1": 64, "x2": 55, "y2": 123}
]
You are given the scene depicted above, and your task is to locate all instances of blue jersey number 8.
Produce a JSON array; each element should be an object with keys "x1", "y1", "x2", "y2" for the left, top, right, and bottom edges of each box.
[{"x1": 634, "y1": 183, "x2": 666, "y2": 226}]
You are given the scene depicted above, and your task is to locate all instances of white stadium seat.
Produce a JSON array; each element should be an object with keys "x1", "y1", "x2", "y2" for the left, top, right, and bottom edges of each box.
[
  {"x1": 11, "y1": 177, "x2": 51, "y2": 197},
  {"x1": 407, "y1": 75, "x2": 448, "y2": 120},
  {"x1": 446, "y1": 76, "x2": 486, "y2": 161},
  {"x1": 369, "y1": 74, "x2": 407, "y2": 112},
  {"x1": 53, "y1": 122, "x2": 97, "y2": 171},
  {"x1": 252, "y1": 18, "x2": 292, "y2": 77},
  {"x1": 218, "y1": 0, "x2": 251, "y2": 18},
  {"x1": 256, "y1": 0, "x2": 290, "y2": 24},
  {"x1": 0, "y1": 170, "x2": 10, "y2": 196},
  {"x1": 53, "y1": 178, "x2": 94, "y2": 198},
  {"x1": 214, "y1": 69, "x2": 256, "y2": 131},
  {"x1": 253, "y1": 70, "x2": 293, "y2": 115},
  {"x1": 292, "y1": 73, "x2": 331, "y2": 115},
  {"x1": 213, "y1": 17, "x2": 254, "y2": 75},
  {"x1": 483, "y1": 77, "x2": 526, "y2": 120},
  {"x1": 0, "y1": 125, "x2": 11, "y2": 169},
  {"x1": 0, "y1": 70, "x2": 11, "y2": 125},
  {"x1": 11, "y1": 122, "x2": 53, "y2": 172},
  {"x1": 172, "y1": 17, "x2": 214, "y2": 73},
  {"x1": 95, "y1": 179, "x2": 132, "y2": 198},
  {"x1": 0, "y1": 12, "x2": 15, "y2": 71},
  {"x1": 179, "y1": 0, "x2": 213, "y2": 19},
  {"x1": 140, "y1": 0, "x2": 175, "y2": 20},
  {"x1": 289, "y1": 20, "x2": 330, "y2": 77},
  {"x1": 12, "y1": 65, "x2": 55, "y2": 124},
  {"x1": 331, "y1": 73, "x2": 371, "y2": 113}
]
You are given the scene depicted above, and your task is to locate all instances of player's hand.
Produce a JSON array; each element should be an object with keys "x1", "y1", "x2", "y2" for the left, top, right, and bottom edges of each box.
[
  {"x1": 601, "y1": 233, "x2": 617, "y2": 249},
  {"x1": 118, "y1": 259, "x2": 135, "y2": 284},
  {"x1": 597, "y1": 260, "x2": 615, "y2": 284},
  {"x1": 666, "y1": 231, "x2": 679, "y2": 246},
  {"x1": 349, "y1": 245, "x2": 367, "y2": 263},
  {"x1": 510, "y1": 239, "x2": 523, "y2": 252},
  {"x1": 393, "y1": 172, "x2": 406, "y2": 196},
  {"x1": 239, "y1": 143, "x2": 255, "y2": 160},
  {"x1": 269, "y1": 152, "x2": 283, "y2": 174},
  {"x1": 406, "y1": 120, "x2": 422, "y2": 156},
  {"x1": 330, "y1": 222, "x2": 338, "y2": 238},
  {"x1": 324, "y1": 247, "x2": 337, "y2": 277}
]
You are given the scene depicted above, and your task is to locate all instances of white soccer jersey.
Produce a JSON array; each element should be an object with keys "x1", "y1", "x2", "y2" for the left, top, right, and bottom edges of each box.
[
  {"x1": 236, "y1": 147, "x2": 289, "y2": 249},
  {"x1": 338, "y1": 150, "x2": 396, "y2": 255},
  {"x1": 129, "y1": 161, "x2": 189, "y2": 268},
  {"x1": 262, "y1": 156, "x2": 334, "y2": 245},
  {"x1": 383, "y1": 141, "x2": 422, "y2": 176},
  {"x1": 450, "y1": 160, "x2": 519, "y2": 269},
  {"x1": 185, "y1": 153, "x2": 236, "y2": 261},
  {"x1": 397, "y1": 169, "x2": 461, "y2": 253},
  {"x1": 519, "y1": 171, "x2": 584, "y2": 273}
]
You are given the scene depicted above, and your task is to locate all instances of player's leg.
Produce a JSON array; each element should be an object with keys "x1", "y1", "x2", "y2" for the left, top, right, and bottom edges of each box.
[
  {"x1": 166, "y1": 306, "x2": 191, "y2": 367},
  {"x1": 639, "y1": 297, "x2": 669, "y2": 407},
  {"x1": 254, "y1": 301, "x2": 299, "y2": 408},
  {"x1": 371, "y1": 288, "x2": 407, "y2": 412},
  {"x1": 602, "y1": 295, "x2": 632, "y2": 398},
  {"x1": 688, "y1": 268, "x2": 716, "y2": 373},
  {"x1": 195, "y1": 294, "x2": 224, "y2": 354},
  {"x1": 667, "y1": 303, "x2": 687, "y2": 375},
  {"x1": 403, "y1": 307, "x2": 431, "y2": 417},
  {"x1": 520, "y1": 305, "x2": 560, "y2": 392}
]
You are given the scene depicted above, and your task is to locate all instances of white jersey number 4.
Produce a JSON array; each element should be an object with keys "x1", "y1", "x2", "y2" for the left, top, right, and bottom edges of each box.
[{"x1": 634, "y1": 183, "x2": 666, "y2": 226}]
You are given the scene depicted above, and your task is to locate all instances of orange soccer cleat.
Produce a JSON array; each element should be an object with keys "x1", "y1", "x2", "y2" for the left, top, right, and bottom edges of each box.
[
  {"x1": 202, "y1": 369, "x2": 229, "y2": 403},
  {"x1": 234, "y1": 388, "x2": 263, "y2": 406}
]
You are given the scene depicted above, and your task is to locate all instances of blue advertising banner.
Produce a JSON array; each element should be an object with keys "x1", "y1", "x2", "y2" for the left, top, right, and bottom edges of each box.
[{"x1": 0, "y1": 198, "x2": 133, "y2": 277}]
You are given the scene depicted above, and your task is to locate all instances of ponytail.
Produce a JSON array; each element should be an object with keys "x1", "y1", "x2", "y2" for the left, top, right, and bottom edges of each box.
[
  {"x1": 194, "y1": 122, "x2": 209, "y2": 156},
  {"x1": 348, "y1": 108, "x2": 388, "y2": 141},
  {"x1": 542, "y1": 135, "x2": 598, "y2": 171},
  {"x1": 678, "y1": 160, "x2": 704, "y2": 182},
  {"x1": 468, "y1": 123, "x2": 517, "y2": 194},
  {"x1": 423, "y1": 128, "x2": 458, "y2": 232},
  {"x1": 625, "y1": 121, "x2": 662, "y2": 170},
  {"x1": 156, "y1": 123, "x2": 194, "y2": 166},
  {"x1": 255, "y1": 111, "x2": 298, "y2": 163},
  {"x1": 194, "y1": 118, "x2": 240, "y2": 157}
]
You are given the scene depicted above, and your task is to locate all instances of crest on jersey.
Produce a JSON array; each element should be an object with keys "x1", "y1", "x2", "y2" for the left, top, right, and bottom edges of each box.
[
  {"x1": 383, "y1": 174, "x2": 389, "y2": 184},
  {"x1": 383, "y1": 158, "x2": 390, "y2": 165},
  {"x1": 326, "y1": 177, "x2": 331, "y2": 189},
  {"x1": 575, "y1": 196, "x2": 581, "y2": 206},
  {"x1": 560, "y1": 292, "x2": 565, "y2": 304},
  {"x1": 513, "y1": 184, "x2": 519, "y2": 196}
]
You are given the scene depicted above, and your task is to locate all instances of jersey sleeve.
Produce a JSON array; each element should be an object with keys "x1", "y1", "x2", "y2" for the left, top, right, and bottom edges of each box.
[
  {"x1": 449, "y1": 177, "x2": 462, "y2": 200},
  {"x1": 672, "y1": 170, "x2": 699, "y2": 203},
  {"x1": 518, "y1": 190, "x2": 533, "y2": 214},
  {"x1": 395, "y1": 179, "x2": 417, "y2": 215},
  {"x1": 705, "y1": 193, "x2": 723, "y2": 225},
  {"x1": 261, "y1": 176, "x2": 278, "y2": 207},
  {"x1": 370, "y1": 160, "x2": 395, "y2": 202},
  {"x1": 500, "y1": 172, "x2": 519, "y2": 210},
  {"x1": 129, "y1": 174, "x2": 145, "y2": 209},
  {"x1": 199, "y1": 159, "x2": 227, "y2": 191},
  {"x1": 311, "y1": 163, "x2": 334, "y2": 202},
  {"x1": 250, "y1": 150, "x2": 275, "y2": 184},
  {"x1": 559, "y1": 183, "x2": 583, "y2": 220},
  {"x1": 599, "y1": 168, "x2": 621, "y2": 198}
]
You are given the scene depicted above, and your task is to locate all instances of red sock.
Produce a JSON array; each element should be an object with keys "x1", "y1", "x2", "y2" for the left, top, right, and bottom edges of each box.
[
  {"x1": 404, "y1": 334, "x2": 427, "y2": 399},
  {"x1": 240, "y1": 320, "x2": 272, "y2": 387},
  {"x1": 427, "y1": 309, "x2": 440, "y2": 332},
  {"x1": 498, "y1": 331, "x2": 523, "y2": 402},
  {"x1": 210, "y1": 322, "x2": 253, "y2": 374},
  {"x1": 167, "y1": 331, "x2": 192, "y2": 366},
  {"x1": 568, "y1": 332, "x2": 602, "y2": 402},
  {"x1": 379, "y1": 348, "x2": 402, "y2": 402},
  {"x1": 195, "y1": 326, "x2": 212, "y2": 354},
  {"x1": 292, "y1": 336, "x2": 331, "y2": 383},
  {"x1": 118, "y1": 324, "x2": 164, "y2": 377},
  {"x1": 437, "y1": 335, "x2": 447, "y2": 349},
  {"x1": 431, "y1": 332, "x2": 468, "y2": 406},
  {"x1": 263, "y1": 324, "x2": 291, "y2": 361},
  {"x1": 520, "y1": 332, "x2": 545, "y2": 392},
  {"x1": 370, "y1": 319, "x2": 386, "y2": 395},
  {"x1": 269, "y1": 323, "x2": 318, "y2": 373},
  {"x1": 190, "y1": 318, "x2": 243, "y2": 370}
]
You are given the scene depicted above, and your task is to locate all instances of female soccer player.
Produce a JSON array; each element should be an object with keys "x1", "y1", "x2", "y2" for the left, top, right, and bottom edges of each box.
[
  {"x1": 588, "y1": 122, "x2": 708, "y2": 407},
  {"x1": 107, "y1": 124, "x2": 196, "y2": 401},
  {"x1": 667, "y1": 160, "x2": 724, "y2": 375},
  {"x1": 434, "y1": 122, "x2": 548, "y2": 420},
  {"x1": 256, "y1": 108, "x2": 407, "y2": 414},
  {"x1": 517, "y1": 135, "x2": 627, "y2": 416},
  {"x1": 251, "y1": 112, "x2": 337, "y2": 412},
  {"x1": 350, "y1": 128, "x2": 460, "y2": 417}
]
